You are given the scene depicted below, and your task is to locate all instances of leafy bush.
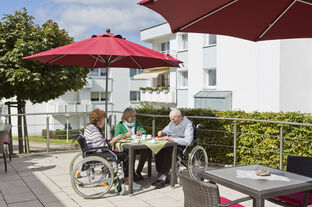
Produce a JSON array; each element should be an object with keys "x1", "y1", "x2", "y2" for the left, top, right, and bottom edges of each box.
[
  {"x1": 135, "y1": 107, "x2": 312, "y2": 168},
  {"x1": 42, "y1": 128, "x2": 84, "y2": 139}
]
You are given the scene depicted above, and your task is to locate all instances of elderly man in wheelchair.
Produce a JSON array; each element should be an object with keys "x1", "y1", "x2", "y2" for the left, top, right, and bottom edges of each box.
[
  {"x1": 153, "y1": 109, "x2": 208, "y2": 189},
  {"x1": 70, "y1": 109, "x2": 141, "y2": 199}
]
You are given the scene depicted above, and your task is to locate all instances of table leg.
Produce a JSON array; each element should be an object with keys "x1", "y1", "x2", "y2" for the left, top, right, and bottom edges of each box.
[
  {"x1": 253, "y1": 198, "x2": 264, "y2": 207},
  {"x1": 171, "y1": 144, "x2": 177, "y2": 187},
  {"x1": 148, "y1": 151, "x2": 152, "y2": 177},
  {"x1": 128, "y1": 148, "x2": 134, "y2": 194}
]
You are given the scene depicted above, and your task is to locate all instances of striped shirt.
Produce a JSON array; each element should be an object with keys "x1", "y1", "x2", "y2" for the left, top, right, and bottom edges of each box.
[{"x1": 84, "y1": 124, "x2": 108, "y2": 149}]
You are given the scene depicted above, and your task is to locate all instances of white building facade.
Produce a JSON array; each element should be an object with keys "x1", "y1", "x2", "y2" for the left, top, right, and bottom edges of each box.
[
  {"x1": 140, "y1": 22, "x2": 312, "y2": 113},
  {"x1": 1, "y1": 68, "x2": 149, "y2": 136}
]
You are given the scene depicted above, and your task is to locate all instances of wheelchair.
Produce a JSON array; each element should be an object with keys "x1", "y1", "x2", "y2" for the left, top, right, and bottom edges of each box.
[
  {"x1": 175, "y1": 124, "x2": 208, "y2": 180},
  {"x1": 70, "y1": 131, "x2": 126, "y2": 199}
]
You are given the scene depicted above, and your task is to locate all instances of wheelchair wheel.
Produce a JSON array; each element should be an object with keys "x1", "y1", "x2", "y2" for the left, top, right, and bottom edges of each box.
[
  {"x1": 187, "y1": 145, "x2": 208, "y2": 180},
  {"x1": 71, "y1": 156, "x2": 114, "y2": 199},
  {"x1": 69, "y1": 152, "x2": 83, "y2": 174}
]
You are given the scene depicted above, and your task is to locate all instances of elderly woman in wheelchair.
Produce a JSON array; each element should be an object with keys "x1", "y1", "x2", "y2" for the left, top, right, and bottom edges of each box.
[{"x1": 70, "y1": 109, "x2": 141, "y2": 199}]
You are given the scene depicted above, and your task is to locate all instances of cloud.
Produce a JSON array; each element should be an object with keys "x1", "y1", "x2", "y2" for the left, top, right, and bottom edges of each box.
[{"x1": 42, "y1": 0, "x2": 164, "y2": 40}]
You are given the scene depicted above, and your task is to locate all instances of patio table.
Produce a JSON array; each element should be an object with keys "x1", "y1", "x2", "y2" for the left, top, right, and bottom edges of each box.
[
  {"x1": 122, "y1": 140, "x2": 177, "y2": 194},
  {"x1": 198, "y1": 164, "x2": 312, "y2": 207}
]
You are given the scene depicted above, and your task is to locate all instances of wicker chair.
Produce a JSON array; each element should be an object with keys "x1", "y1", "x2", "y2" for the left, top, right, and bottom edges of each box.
[
  {"x1": 178, "y1": 171, "x2": 251, "y2": 207},
  {"x1": 267, "y1": 155, "x2": 312, "y2": 207}
]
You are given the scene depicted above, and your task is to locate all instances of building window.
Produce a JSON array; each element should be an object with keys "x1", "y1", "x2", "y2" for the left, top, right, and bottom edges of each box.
[
  {"x1": 179, "y1": 34, "x2": 188, "y2": 50},
  {"x1": 161, "y1": 42, "x2": 170, "y2": 53},
  {"x1": 130, "y1": 69, "x2": 144, "y2": 78},
  {"x1": 91, "y1": 92, "x2": 109, "y2": 102},
  {"x1": 130, "y1": 91, "x2": 140, "y2": 101},
  {"x1": 203, "y1": 34, "x2": 217, "y2": 47},
  {"x1": 89, "y1": 68, "x2": 107, "y2": 77},
  {"x1": 204, "y1": 68, "x2": 216, "y2": 87},
  {"x1": 180, "y1": 71, "x2": 188, "y2": 87}
]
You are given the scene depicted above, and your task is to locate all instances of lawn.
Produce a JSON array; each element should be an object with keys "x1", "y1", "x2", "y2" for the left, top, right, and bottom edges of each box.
[{"x1": 12, "y1": 136, "x2": 77, "y2": 144}]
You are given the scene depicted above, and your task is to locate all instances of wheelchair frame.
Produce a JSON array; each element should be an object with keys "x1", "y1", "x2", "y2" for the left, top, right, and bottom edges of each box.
[
  {"x1": 70, "y1": 131, "x2": 126, "y2": 199},
  {"x1": 176, "y1": 124, "x2": 209, "y2": 180}
]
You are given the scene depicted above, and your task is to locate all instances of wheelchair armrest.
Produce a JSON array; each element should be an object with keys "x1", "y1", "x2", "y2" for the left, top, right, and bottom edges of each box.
[{"x1": 83, "y1": 146, "x2": 110, "y2": 153}]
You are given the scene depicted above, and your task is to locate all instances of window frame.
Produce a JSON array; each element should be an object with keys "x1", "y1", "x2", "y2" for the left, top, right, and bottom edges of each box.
[
  {"x1": 204, "y1": 68, "x2": 217, "y2": 89},
  {"x1": 130, "y1": 91, "x2": 141, "y2": 102}
]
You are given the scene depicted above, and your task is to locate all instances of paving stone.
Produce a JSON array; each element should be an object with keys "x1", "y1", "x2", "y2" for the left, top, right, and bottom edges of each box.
[
  {"x1": 7, "y1": 200, "x2": 42, "y2": 207},
  {"x1": 112, "y1": 197, "x2": 151, "y2": 207},
  {"x1": 0, "y1": 201, "x2": 7, "y2": 207},
  {"x1": 146, "y1": 197, "x2": 182, "y2": 207},
  {"x1": 5, "y1": 192, "x2": 37, "y2": 204}
]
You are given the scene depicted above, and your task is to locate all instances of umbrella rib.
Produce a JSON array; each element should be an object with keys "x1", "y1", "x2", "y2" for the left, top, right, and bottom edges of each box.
[
  {"x1": 179, "y1": 0, "x2": 238, "y2": 32},
  {"x1": 98, "y1": 55, "x2": 107, "y2": 65},
  {"x1": 258, "y1": 0, "x2": 297, "y2": 40},
  {"x1": 110, "y1": 56, "x2": 126, "y2": 64},
  {"x1": 90, "y1": 55, "x2": 106, "y2": 66},
  {"x1": 298, "y1": 0, "x2": 312, "y2": 5},
  {"x1": 162, "y1": 58, "x2": 179, "y2": 67},
  {"x1": 130, "y1": 57, "x2": 143, "y2": 69},
  {"x1": 93, "y1": 55, "x2": 99, "y2": 67},
  {"x1": 47, "y1": 54, "x2": 67, "y2": 64}
]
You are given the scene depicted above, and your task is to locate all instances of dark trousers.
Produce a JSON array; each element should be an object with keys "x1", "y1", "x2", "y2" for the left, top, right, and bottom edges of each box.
[
  {"x1": 135, "y1": 149, "x2": 149, "y2": 174},
  {"x1": 155, "y1": 147, "x2": 173, "y2": 175},
  {"x1": 155, "y1": 146, "x2": 186, "y2": 176}
]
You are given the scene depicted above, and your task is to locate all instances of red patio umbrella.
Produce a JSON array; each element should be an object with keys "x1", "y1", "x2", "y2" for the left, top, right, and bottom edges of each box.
[
  {"x1": 138, "y1": 0, "x2": 312, "y2": 42},
  {"x1": 23, "y1": 29, "x2": 182, "y2": 136}
]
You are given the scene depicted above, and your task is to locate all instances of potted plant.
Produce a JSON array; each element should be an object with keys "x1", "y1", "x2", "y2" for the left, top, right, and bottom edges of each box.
[
  {"x1": 146, "y1": 87, "x2": 153, "y2": 93},
  {"x1": 162, "y1": 86, "x2": 169, "y2": 93},
  {"x1": 155, "y1": 87, "x2": 161, "y2": 94},
  {"x1": 139, "y1": 87, "x2": 146, "y2": 93}
]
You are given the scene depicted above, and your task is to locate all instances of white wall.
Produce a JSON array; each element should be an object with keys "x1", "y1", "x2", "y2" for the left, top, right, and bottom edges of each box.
[
  {"x1": 187, "y1": 33, "x2": 204, "y2": 108},
  {"x1": 280, "y1": 39, "x2": 312, "y2": 113},
  {"x1": 110, "y1": 68, "x2": 130, "y2": 112},
  {"x1": 217, "y1": 37, "x2": 283, "y2": 112}
]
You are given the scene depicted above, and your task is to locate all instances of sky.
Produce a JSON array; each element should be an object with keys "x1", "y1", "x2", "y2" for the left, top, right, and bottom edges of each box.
[{"x1": 0, "y1": 0, "x2": 166, "y2": 47}]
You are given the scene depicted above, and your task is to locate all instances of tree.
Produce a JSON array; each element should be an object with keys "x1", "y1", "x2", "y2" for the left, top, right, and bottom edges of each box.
[{"x1": 0, "y1": 8, "x2": 91, "y2": 153}]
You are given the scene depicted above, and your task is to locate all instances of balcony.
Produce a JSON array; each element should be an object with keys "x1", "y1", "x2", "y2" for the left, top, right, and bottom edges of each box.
[
  {"x1": 140, "y1": 91, "x2": 176, "y2": 103},
  {"x1": 50, "y1": 103, "x2": 93, "y2": 114}
]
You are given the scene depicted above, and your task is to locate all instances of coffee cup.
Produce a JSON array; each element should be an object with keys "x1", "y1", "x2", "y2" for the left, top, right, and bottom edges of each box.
[
  {"x1": 133, "y1": 138, "x2": 140, "y2": 143},
  {"x1": 147, "y1": 134, "x2": 152, "y2": 139}
]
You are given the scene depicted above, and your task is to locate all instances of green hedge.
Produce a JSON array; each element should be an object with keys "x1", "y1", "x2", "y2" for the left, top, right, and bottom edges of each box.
[
  {"x1": 135, "y1": 108, "x2": 312, "y2": 168},
  {"x1": 42, "y1": 128, "x2": 84, "y2": 139}
]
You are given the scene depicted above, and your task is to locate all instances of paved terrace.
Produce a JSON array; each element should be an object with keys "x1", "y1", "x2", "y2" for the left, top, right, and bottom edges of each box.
[{"x1": 0, "y1": 152, "x2": 279, "y2": 207}]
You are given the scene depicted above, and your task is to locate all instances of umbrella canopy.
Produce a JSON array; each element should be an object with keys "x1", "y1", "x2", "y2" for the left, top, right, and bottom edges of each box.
[
  {"x1": 138, "y1": 0, "x2": 312, "y2": 42},
  {"x1": 23, "y1": 30, "x2": 182, "y2": 138},
  {"x1": 23, "y1": 31, "x2": 182, "y2": 68}
]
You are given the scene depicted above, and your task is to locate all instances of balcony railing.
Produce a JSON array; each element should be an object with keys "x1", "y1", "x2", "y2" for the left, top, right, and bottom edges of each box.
[{"x1": 140, "y1": 91, "x2": 176, "y2": 103}]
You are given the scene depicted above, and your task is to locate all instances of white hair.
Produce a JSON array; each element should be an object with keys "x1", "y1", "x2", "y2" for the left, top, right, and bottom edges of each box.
[{"x1": 169, "y1": 109, "x2": 181, "y2": 119}]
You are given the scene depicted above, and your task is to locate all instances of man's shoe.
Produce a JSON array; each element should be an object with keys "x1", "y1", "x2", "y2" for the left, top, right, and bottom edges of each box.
[
  {"x1": 154, "y1": 180, "x2": 166, "y2": 189},
  {"x1": 151, "y1": 179, "x2": 160, "y2": 186}
]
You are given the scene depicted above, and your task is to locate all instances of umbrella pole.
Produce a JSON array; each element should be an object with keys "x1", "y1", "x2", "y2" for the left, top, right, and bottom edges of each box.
[{"x1": 105, "y1": 65, "x2": 109, "y2": 139}]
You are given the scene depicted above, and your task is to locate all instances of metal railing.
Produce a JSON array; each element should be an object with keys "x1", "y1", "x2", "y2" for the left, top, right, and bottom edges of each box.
[{"x1": 1, "y1": 111, "x2": 312, "y2": 170}]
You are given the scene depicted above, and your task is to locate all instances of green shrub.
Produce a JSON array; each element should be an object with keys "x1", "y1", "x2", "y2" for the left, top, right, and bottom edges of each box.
[
  {"x1": 135, "y1": 107, "x2": 312, "y2": 168},
  {"x1": 42, "y1": 128, "x2": 84, "y2": 139}
]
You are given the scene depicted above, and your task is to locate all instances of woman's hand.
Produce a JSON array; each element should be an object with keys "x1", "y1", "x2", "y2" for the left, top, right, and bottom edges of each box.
[
  {"x1": 136, "y1": 130, "x2": 143, "y2": 136},
  {"x1": 125, "y1": 132, "x2": 131, "y2": 138},
  {"x1": 110, "y1": 134, "x2": 122, "y2": 145}
]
